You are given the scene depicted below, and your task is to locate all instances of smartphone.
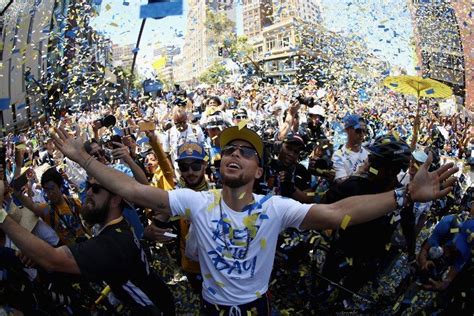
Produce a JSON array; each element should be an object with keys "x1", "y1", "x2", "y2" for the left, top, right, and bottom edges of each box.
[
  {"x1": 139, "y1": 121, "x2": 155, "y2": 132},
  {"x1": 110, "y1": 135, "x2": 122, "y2": 149},
  {"x1": 12, "y1": 172, "x2": 28, "y2": 191},
  {"x1": 122, "y1": 127, "x2": 133, "y2": 136}
]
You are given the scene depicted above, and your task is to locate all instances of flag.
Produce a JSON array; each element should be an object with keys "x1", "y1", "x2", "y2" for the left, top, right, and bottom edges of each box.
[{"x1": 152, "y1": 56, "x2": 167, "y2": 71}]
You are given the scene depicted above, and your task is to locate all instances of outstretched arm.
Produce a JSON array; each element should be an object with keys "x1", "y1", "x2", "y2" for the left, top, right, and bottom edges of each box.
[
  {"x1": 52, "y1": 127, "x2": 171, "y2": 215},
  {"x1": 0, "y1": 182, "x2": 79, "y2": 273},
  {"x1": 300, "y1": 153, "x2": 458, "y2": 230}
]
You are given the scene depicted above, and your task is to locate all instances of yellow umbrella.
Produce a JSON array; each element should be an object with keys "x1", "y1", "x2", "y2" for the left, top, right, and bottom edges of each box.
[{"x1": 383, "y1": 75, "x2": 453, "y2": 148}]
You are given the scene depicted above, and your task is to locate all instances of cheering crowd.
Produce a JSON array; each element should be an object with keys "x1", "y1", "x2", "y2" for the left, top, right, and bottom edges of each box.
[{"x1": 0, "y1": 82, "x2": 472, "y2": 315}]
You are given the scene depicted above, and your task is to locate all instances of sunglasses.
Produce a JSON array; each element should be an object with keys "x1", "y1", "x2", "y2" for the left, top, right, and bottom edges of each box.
[
  {"x1": 221, "y1": 144, "x2": 258, "y2": 160},
  {"x1": 85, "y1": 181, "x2": 109, "y2": 194},
  {"x1": 355, "y1": 128, "x2": 367, "y2": 134},
  {"x1": 178, "y1": 161, "x2": 203, "y2": 172},
  {"x1": 234, "y1": 115, "x2": 247, "y2": 120}
]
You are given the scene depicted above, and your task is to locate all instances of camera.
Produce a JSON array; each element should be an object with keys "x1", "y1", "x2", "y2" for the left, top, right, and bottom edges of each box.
[
  {"x1": 95, "y1": 115, "x2": 116, "y2": 129},
  {"x1": 293, "y1": 92, "x2": 315, "y2": 108}
]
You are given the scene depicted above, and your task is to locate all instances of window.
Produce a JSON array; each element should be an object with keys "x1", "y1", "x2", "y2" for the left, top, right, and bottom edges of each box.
[
  {"x1": 0, "y1": 19, "x2": 3, "y2": 61},
  {"x1": 27, "y1": 10, "x2": 36, "y2": 44},
  {"x1": 12, "y1": 15, "x2": 21, "y2": 49},
  {"x1": 22, "y1": 63, "x2": 25, "y2": 92}
]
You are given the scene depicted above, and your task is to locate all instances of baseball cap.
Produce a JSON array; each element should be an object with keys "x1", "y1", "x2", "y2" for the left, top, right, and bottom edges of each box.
[
  {"x1": 206, "y1": 114, "x2": 225, "y2": 129},
  {"x1": 220, "y1": 126, "x2": 263, "y2": 159},
  {"x1": 233, "y1": 108, "x2": 248, "y2": 117},
  {"x1": 343, "y1": 114, "x2": 364, "y2": 129},
  {"x1": 176, "y1": 142, "x2": 207, "y2": 162},
  {"x1": 283, "y1": 133, "x2": 305, "y2": 147}
]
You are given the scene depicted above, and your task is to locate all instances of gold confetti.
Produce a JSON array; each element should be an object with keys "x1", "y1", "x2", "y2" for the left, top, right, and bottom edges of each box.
[
  {"x1": 392, "y1": 302, "x2": 399, "y2": 311},
  {"x1": 238, "y1": 192, "x2": 246, "y2": 199},
  {"x1": 255, "y1": 291, "x2": 262, "y2": 298},
  {"x1": 385, "y1": 243, "x2": 391, "y2": 251},
  {"x1": 238, "y1": 119, "x2": 249, "y2": 130},
  {"x1": 309, "y1": 235, "x2": 319, "y2": 244},
  {"x1": 340, "y1": 215, "x2": 351, "y2": 230},
  {"x1": 260, "y1": 239, "x2": 267, "y2": 249},
  {"x1": 306, "y1": 192, "x2": 315, "y2": 196},
  {"x1": 450, "y1": 228, "x2": 459, "y2": 234},
  {"x1": 204, "y1": 273, "x2": 212, "y2": 279},
  {"x1": 369, "y1": 167, "x2": 378, "y2": 175},
  {"x1": 215, "y1": 281, "x2": 225, "y2": 288},
  {"x1": 346, "y1": 257, "x2": 353, "y2": 266}
]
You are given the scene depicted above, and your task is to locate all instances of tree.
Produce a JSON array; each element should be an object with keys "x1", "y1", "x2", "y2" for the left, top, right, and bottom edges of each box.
[{"x1": 198, "y1": 62, "x2": 230, "y2": 85}]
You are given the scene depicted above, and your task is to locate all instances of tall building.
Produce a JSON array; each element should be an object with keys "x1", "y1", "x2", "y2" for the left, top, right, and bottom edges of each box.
[
  {"x1": 254, "y1": 0, "x2": 323, "y2": 81},
  {"x1": 0, "y1": 0, "x2": 56, "y2": 133},
  {"x1": 174, "y1": 0, "x2": 237, "y2": 85},
  {"x1": 409, "y1": 0, "x2": 473, "y2": 109},
  {"x1": 111, "y1": 43, "x2": 134, "y2": 70},
  {"x1": 242, "y1": 0, "x2": 273, "y2": 38},
  {"x1": 154, "y1": 45, "x2": 181, "y2": 84}
]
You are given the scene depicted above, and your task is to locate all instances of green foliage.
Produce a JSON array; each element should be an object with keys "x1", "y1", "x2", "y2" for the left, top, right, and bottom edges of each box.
[
  {"x1": 198, "y1": 62, "x2": 230, "y2": 85},
  {"x1": 205, "y1": 9, "x2": 235, "y2": 43}
]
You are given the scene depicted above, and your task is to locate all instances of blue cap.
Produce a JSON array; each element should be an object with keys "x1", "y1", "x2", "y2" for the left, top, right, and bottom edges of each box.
[
  {"x1": 176, "y1": 142, "x2": 207, "y2": 162},
  {"x1": 343, "y1": 114, "x2": 364, "y2": 129}
]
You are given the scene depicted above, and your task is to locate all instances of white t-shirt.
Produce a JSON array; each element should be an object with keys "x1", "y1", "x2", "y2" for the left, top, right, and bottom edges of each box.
[
  {"x1": 168, "y1": 189, "x2": 311, "y2": 305},
  {"x1": 332, "y1": 146, "x2": 369, "y2": 181}
]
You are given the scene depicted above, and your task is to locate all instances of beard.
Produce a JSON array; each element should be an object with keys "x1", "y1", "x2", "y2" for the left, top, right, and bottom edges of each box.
[
  {"x1": 183, "y1": 173, "x2": 204, "y2": 188},
  {"x1": 221, "y1": 172, "x2": 252, "y2": 188},
  {"x1": 81, "y1": 196, "x2": 110, "y2": 225}
]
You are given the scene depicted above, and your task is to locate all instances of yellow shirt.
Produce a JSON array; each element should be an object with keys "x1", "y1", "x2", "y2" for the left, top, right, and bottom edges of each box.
[{"x1": 39, "y1": 197, "x2": 87, "y2": 246}]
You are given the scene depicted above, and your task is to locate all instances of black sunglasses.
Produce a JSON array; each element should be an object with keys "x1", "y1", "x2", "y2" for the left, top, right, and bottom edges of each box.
[
  {"x1": 234, "y1": 115, "x2": 247, "y2": 119},
  {"x1": 178, "y1": 161, "x2": 203, "y2": 172},
  {"x1": 85, "y1": 181, "x2": 109, "y2": 194},
  {"x1": 221, "y1": 144, "x2": 258, "y2": 160},
  {"x1": 355, "y1": 128, "x2": 367, "y2": 134}
]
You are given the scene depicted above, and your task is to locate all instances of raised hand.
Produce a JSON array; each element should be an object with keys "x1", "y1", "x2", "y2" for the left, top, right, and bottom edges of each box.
[
  {"x1": 111, "y1": 142, "x2": 131, "y2": 162},
  {"x1": 51, "y1": 127, "x2": 87, "y2": 163},
  {"x1": 410, "y1": 152, "x2": 458, "y2": 202}
]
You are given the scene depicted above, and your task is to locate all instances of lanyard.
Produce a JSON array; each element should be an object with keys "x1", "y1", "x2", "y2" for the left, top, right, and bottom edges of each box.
[{"x1": 96, "y1": 216, "x2": 124, "y2": 236}]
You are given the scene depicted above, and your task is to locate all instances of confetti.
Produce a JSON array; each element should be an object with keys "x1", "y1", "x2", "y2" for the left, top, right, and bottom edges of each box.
[{"x1": 340, "y1": 215, "x2": 351, "y2": 230}]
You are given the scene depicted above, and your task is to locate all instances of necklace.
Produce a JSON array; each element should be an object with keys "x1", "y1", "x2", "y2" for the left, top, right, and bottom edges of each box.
[{"x1": 218, "y1": 198, "x2": 251, "y2": 260}]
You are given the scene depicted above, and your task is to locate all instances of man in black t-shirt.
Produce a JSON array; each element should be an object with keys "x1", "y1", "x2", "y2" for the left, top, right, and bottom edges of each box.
[
  {"x1": 322, "y1": 135, "x2": 413, "y2": 294},
  {"x1": 0, "y1": 177, "x2": 175, "y2": 315},
  {"x1": 267, "y1": 134, "x2": 313, "y2": 203}
]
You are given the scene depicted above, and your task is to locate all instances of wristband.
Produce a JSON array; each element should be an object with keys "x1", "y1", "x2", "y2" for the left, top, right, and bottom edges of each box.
[
  {"x1": 394, "y1": 187, "x2": 407, "y2": 209},
  {"x1": 0, "y1": 208, "x2": 8, "y2": 224}
]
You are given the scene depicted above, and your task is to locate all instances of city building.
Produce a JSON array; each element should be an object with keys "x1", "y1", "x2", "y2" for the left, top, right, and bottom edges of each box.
[
  {"x1": 173, "y1": 0, "x2": 237, "y2": 86},
  {"x1": 256, "y1": 0, "x2": 323, "y2": 82},
  {"x1": 0, "y1": 0, "x2": 56, "y2": 133},
  {"x1": 242, "y1": 0, "x2": 273, "y2": 38},
  {"x1": 111, "y1": 43, "x2": 134, "y2": 70},
  {"x1": 409, "y1": 0, "x2": 473, "y2": 110},
  {"x1": 154, "y1": 45, "x2": 181, "y2": 85}
]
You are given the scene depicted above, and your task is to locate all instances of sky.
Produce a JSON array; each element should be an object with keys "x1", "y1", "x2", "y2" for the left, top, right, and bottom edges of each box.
[{"x1": 90, "y1": 0, "x2": 416, "y2": 77}]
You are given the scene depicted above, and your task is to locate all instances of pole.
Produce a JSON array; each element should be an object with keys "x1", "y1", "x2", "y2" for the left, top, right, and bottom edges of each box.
[
  {"x1": 127, "y1": 18, "x2": 147, "y2": 101},
  {"x1": 411, "y1": 89, "x2": 421, "y2": 149}
]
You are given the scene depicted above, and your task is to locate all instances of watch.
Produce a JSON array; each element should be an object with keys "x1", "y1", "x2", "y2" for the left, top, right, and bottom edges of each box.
[{"x1": 0, "y1": 208, "x2": 8, "y2": 224}]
